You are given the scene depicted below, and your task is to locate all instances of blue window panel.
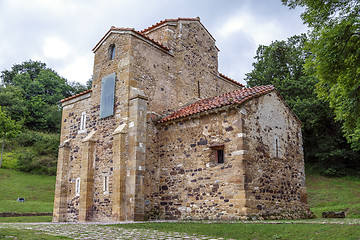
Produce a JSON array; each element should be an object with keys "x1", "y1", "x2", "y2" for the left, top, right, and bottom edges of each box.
[{"x1": 100, "y1": 73, "x2": 116, "y2": 119}]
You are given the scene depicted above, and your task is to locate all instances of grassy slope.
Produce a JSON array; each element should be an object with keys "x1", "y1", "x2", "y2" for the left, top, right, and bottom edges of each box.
[
  {"x1": 306, "y1": 173, "x2": 360, "y2": 218},
  {"x1": 0, "y1": 168, "x2": 56, "y2": 213}
]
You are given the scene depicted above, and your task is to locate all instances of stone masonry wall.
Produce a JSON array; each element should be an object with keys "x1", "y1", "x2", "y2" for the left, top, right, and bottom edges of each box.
[
  {"x1": 144, "y1": 20, "x2": 241, "y2": 108},
  {"x1": 242, "y1": 93, "x2": 312, "y2": 219},
  {"x1": 149, "y1": 107, "x2": 248, "y2": 220}
]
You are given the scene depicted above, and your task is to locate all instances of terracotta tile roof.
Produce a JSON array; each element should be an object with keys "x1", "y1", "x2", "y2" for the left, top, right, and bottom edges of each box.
[
  {"x1": 92, "y1": 27, "x2": 170, "y2": 53},
  {"x1": 219, "y1": 73, "x2": 245, "y2": 88},
  {"x1": 159, "y1": 85, "x2": 275, "y2": 123},
  {"x1": 135, "y1": 30, "x2": 170, "y2": 51},
  {"x1": 140, "y1": 17, "x2": 217, "y2": 43},
  {"x1": 60, "y1": 89, "x2": 92, "y2": 103},
  {"x1": 141, "y1": 17, "x2": 201, "y2": 33}
]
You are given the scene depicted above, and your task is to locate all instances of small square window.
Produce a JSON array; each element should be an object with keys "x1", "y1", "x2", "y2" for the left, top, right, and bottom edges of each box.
[{"x1": 210, "y1": 144, "x2": 225, "y2": 164}]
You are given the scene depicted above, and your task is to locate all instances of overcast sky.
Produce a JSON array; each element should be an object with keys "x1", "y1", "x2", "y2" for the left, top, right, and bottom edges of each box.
[{"x1": 0, "y1": 0, "x2": 307, "y2": 85}]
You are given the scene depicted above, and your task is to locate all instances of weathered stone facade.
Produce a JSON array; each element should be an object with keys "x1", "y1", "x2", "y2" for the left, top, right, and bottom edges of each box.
[{"x1": 53, "y1": 17, "x2": 312, "y2": 222}]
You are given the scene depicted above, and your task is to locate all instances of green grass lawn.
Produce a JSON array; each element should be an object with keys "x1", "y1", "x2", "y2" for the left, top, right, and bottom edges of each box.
[
  {"x1": 0, "y1": 168, "x2": 56, "y2": 214},
  {"x1": 306, "y1": 173, "x2": 360, "y2": 218},
  {"x1": 0, "y1": 228, "x2": 70, "y2": 239},
  {"x1": 117, "y1": 222, "x2": 360, "y2": 240}
]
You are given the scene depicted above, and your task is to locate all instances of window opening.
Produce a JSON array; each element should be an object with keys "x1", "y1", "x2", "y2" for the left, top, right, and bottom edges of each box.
[
  {"x1": 103, "y1": 176, "x2": 109, "y2": 193},
  {"x1": 210, "y1": 144, "x2": 225, "y2": 164},
  {"x1": 197, "y1": 81, "x2": 201, "y2": 98},
  {"x1": 80, "y1": 112, "x2": 86, "y2": 131},
  {"x1": 109, "y1": 44, "x2": 116, "y2": 60},
  {"x1": 75, "y1": 177, "x2": 80, "y2": 196},
  {"x1": 217, "y1": 149, "x2": 224, "y2": 164},
  {"x1": 274, "y1": 135, "x2": 281, "y2": 158}
]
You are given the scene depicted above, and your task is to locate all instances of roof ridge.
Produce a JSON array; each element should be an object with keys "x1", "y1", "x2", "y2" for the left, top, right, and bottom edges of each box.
[
  {"x1": 93, "y1": 27, "x2": 170, "y2": 53},
  {"x1": 159, "y1": 85, "x2": 275, "y2": 123},
  {"x1": 60, "y1": 89, "x2": 92, "y2": 103},
  {"x1": 140, "y1": 17, "x2": 201, "y2": 33}
]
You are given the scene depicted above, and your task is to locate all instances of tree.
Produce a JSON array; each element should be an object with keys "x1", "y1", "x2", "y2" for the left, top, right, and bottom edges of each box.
[
  {"x1": 245, "y1": 34, "x2": 360, "y2": 174},
  {"x1": 0, "y1": 108, "x2": 21, "y2": 168},
  {"x1": 282, "y1": 0, "x2": 360, "y2": 150},
  {"x1": 0, "y1": 60, "x2": 87, "y2": 132}
]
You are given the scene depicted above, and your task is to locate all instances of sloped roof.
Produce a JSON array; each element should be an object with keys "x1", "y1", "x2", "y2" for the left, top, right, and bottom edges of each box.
[
  {"x1": 219, "y1": 73, "x2": 245, "y2": 88},
  {"x1": 92, "y1": 27, "x2": 170, "y2": 53},
  {"x1": 140, "y1": 17, "x2": 217, "y2": 43},
  {"x1": 60, "y1": 89, "x2": 92, "y2": 103},
  {"x1": 159, "y1": 85, "x2": 276, "y2": 123}
]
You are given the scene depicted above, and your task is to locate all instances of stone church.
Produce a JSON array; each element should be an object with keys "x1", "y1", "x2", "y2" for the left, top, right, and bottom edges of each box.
[{"x1": 53, "y1": 17, "x2": 312, "y2": 222}]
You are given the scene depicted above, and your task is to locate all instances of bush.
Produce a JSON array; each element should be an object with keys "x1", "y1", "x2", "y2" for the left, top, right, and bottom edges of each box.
[
  {"x1": 14, "y1": 130, "x2": 60, "y2": 175},
  {"x1": 1, "y1": 152, "x2": 18, "y2": 169}
]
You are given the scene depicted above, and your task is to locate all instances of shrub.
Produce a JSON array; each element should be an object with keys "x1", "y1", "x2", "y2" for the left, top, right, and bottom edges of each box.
[
  {"x1": 15, "y1": 131, "x2": 59, "y2": 175},
  {"x1": 1, "y1": 152, "x2": 18, "y2": 169}
]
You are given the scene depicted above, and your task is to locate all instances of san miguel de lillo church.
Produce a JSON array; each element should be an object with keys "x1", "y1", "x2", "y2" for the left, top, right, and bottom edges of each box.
[{"x1": 53, "y1": 17, "x2": 313, "y2": 222}]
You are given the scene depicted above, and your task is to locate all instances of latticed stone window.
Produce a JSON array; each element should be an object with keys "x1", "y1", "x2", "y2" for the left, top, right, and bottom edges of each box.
[{"x1": 274, "y1": 135, "x2": 281, "y2": 158}]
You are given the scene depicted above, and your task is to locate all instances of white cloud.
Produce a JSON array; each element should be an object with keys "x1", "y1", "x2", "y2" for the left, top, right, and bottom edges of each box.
[
  {"x1": 0, "y1": 0, "x2": 308, "y2": 86},
  {"x1": 43, "y1": 37, "x2": 71, "y2": 59},
  {"x1": 217, "y1": 10, "x2": 283, "y2": 47},
  {"x1": 60, "y1": 55, "x2": 93, "y2": 83}
]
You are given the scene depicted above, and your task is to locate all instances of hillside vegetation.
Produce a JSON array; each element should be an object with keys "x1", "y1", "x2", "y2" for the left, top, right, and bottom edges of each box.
[{"x1": 0, "y1": 60, "x2": 89, "y2": 175}]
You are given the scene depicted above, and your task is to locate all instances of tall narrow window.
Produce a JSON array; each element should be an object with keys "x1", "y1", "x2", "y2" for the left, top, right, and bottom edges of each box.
[
  {"x1": 80, "y1": 111, "x2": 86, "y2": 131},
  {"x1": 274, "y1": 135, "x2": 281, "y2": 158},
  {"x1": 100, "y1": 73, "x2": 116, "y2": 119},
  {"x1": 197, "y1": 81, "x2": 201, "y2": 98},
  {"x1": 109, "y1": 44, "x2": 115, "y2": 60},
  {"x1": 217, "y1": 149, "x2": 224, "y2": 164},
  {"x1": 75, "y1": 177, "x2": 81, "y2": 196},
  {"x1": 103, "y1": 176, "x2": 109, "y2": 193}
]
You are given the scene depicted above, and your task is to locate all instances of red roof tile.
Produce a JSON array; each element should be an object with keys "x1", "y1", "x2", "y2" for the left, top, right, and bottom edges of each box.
[
  {"x1": 60, "y1": 89, "x2": 92, "y2": 103},
  {"x1": 219, "y1": 73, "x2": 245, "y2": 88},
  {"x1": 140, "y1": 17, "x2": 217, "y2": 43},
  {"x1": 159, "y1": 85, "x2": 275, "y2": 123},
  {"x1": 141, "y1": 17, "x2": 201, "y2": 33},
  {"x1": 92, "y1": 28, "x2": 170, "y2": 53}
]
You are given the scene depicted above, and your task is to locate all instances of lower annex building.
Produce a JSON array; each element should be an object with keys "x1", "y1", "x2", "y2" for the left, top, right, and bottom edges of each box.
[{"x1": 53, "y1": 17, "x2": 313, "y2": 222}]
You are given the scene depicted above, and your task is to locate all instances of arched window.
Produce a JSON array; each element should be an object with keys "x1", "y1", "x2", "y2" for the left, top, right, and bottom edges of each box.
[{"x1": 109, "y1": 44, "x2": 116, "y2": 60}]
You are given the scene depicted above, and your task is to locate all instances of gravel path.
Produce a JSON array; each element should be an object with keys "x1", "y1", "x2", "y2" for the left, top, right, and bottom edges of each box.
[{"x1": 0, "y1": 219, "x2": 359, "y2": 239}]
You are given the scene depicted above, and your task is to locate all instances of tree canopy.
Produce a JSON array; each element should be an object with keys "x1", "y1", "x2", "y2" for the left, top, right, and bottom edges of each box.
[
  {"x1": 282, "y1": 0, "x2": 360, "y2": 150},
  {"x1": 0, "y1": 60, "x2": 88, "y2": 132},
  {"x1": 245, "y1": 34, "x2": 360, "y2": 175}
]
